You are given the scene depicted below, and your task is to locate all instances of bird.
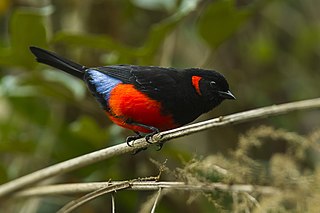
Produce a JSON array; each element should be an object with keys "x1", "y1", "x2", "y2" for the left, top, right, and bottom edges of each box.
[{"x1": 29, "y1": 46, "x2": 235, "y2": 150}]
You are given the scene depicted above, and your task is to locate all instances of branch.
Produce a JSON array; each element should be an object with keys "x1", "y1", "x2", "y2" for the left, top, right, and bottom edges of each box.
[
  {"x1": 14, "y1": 181, "x2": 279, "y2": 198},
  {"x1": 151, "y1": 188, "x2": 162, "y2": 213},
  {"x1": 57, "y1": 182, "x2": 131, "y2": 213},
  {"x1": 0, "y1": 98, "x2": 319, "y2": 199}
]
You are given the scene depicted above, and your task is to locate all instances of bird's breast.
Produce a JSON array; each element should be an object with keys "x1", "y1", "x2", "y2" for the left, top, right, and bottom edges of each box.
[{"x1": 107, "y1": 84, "x2": 177, "y2": 132}]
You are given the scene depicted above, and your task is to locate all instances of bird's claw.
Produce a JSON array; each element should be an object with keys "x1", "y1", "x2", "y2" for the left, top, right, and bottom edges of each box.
[
  {"x1": 145, "y1": 128, "x2": 160, "y2": 144},
  {"x1": 126, "y1": 128, "x2": 163, "y2": 153},
  {"x1": 145, "y1": 134, "x2": 154, "y2": 144},
  {"x1": 126, "y1": 133, "x2": 142, "y2": 147},
  {"x1": 155, "y1": 142, "x2": 164, "y2": 151}
]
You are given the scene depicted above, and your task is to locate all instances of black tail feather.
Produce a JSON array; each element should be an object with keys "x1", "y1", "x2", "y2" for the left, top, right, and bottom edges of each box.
[{"x1": 29, "y1": 46, "x2": 87, "y2": 79}]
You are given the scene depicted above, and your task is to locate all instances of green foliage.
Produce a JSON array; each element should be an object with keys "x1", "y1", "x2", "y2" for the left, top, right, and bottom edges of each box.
[
  {"x1": 198, "y1": 0, "x2": 253, "y2": 49},
  {"x1": 0, "y1": 7, "x2": 49, "y2": 68},
  {"x1": 52, "y1": 0, "x2": 201, "y2": 64}
]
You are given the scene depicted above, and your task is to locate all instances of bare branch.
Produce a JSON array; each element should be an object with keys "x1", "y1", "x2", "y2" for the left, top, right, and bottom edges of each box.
[
  {"x1": 111, "y1": 193, "x2": 115, "y2": 213},
  {"x1": 0, "y1": 98, "x2": 319, "y2": 199},
  {"x1": 15, "y1": 181, "x2": 279, "y2": 198},
  {"x1": 151, "y1": 188, "x2": 162, "y2": 213},
  {"x1": 57, "y1": 182, "x2": 131, "y2": 213},
  {"x1": 244, "y1": 192, "x2": 261, "y2": 209}
]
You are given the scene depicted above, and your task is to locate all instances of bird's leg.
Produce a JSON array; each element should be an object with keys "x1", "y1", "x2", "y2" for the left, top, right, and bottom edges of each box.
[
  {"x1": 145, "y1": 127, "x2": 160, "y2": 144},
  {"x1": 126, "y1": 122, "x2": 163, "y2": 151},
  {"x1": 126, "y1": 131, "x2": 148, "y2": 154},
  {"x1": 126, "y1": 131, "x2": 142, "y2": 147},
  {"x1": 126, "y1": 131, "x2": 147, "y2": 155},
  {"x1": 130, "y1": 123, "x2": 160, "y2": 144},
  {"x1": 129, "y1": 123, "x2": 165, "y2": 150}
]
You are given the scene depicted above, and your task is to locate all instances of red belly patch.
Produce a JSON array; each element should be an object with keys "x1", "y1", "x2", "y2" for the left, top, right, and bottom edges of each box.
[{"x1": 107, "y1": 84, "x2": 177, "y2": 133}]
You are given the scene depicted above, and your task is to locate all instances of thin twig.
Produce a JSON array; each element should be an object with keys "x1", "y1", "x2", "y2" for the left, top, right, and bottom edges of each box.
[
  {"x1": 151, "y1": 188, "x2": 162, "y2": 213},
  {"x1": 111, "y1": 193, "x2": 115, "y2": 213},
  {"x1": 244, "y1": 192, "x2": 261, "y2": 209},
  {"x1": 232, "y1": 191, "x2": 239, "y2": 212},
  {"x1": 1, "y1": 98, "x2": 319, "y2": 199},
  {"x1": 57, "y1": 182, "x2": 131, "y2": 213},
  {"x1": 15, "y1": 181, "x2": 279, "y2": 198}
]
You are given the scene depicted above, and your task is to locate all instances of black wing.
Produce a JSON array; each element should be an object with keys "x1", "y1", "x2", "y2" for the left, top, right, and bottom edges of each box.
[{"x1": 95, "y1": 65, "x2": 181, "y2": 93}]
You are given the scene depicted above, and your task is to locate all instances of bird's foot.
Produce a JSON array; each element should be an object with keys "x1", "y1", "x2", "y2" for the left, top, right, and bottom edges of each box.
[
  {"x1": 155, "y1": 142, "x2": 165, "y2": 151},
  {"x1": 126, "y1": 131, "x2": 142, "y2": 147},
  {"x1": 126, "y1": 124, "x2": 163, "y2": 153},
  {"x1": 145, "y1": 128, "x2": 160, "y2": 144}
]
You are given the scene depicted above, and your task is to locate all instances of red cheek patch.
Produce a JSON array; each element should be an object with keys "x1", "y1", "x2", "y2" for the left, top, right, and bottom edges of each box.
[{"x1": 192, "y1": 76, "x2": 202, "y2": 95}]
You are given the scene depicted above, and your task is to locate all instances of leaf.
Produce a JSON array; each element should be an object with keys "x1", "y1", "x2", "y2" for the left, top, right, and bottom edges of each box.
[
  {"x1": 52, "y1": 32, "x2": 138, "y2": 63},
  {"x1": 0, "y1": 7, "x2": 51, "y2": 68},
  {"x1": 140, "y1": 0, "x2": 201, "y2": 61},
  {"x1": 198, "y1": 0, "x2": 253, "y2": 49}
]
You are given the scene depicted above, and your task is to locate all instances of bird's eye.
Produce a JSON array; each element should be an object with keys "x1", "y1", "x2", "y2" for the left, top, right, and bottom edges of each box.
[{"x1": 210, "y1": 81, "x2": 216, "y2": 87}]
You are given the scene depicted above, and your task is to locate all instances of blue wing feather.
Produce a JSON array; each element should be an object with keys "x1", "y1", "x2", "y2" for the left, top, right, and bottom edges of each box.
[{"x1": 84, "y1": 69, "x2": 122, "y2": 109}]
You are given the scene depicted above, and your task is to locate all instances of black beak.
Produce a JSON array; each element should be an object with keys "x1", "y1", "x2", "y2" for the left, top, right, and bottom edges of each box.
[{"x1": 218, "y1": 90, "x2": 236, "y2": 100}]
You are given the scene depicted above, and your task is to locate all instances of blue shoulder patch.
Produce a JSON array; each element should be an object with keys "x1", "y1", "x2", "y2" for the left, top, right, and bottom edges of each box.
[{"x1": 84, "y1": 69, "x2": 122, "y2": 107}]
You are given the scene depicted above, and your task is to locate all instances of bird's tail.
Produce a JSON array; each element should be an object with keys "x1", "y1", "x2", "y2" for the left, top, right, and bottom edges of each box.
[{"x1": 29, "y1": 46, "x2": 87, "y2": 79}]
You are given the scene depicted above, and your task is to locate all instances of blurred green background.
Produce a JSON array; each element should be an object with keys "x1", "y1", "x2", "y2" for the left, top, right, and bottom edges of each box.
[{"x1": 0, "y1": 0, "x2": 320, "y2": 212}]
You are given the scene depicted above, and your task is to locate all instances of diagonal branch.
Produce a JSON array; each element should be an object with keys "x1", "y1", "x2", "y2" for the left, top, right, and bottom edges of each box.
[
  {"x1": 0, "y1": 98, "x2": 319, "y2": 199},
  {"x1": 151, "y1": 188, "x2": 163, "y2": 213}
]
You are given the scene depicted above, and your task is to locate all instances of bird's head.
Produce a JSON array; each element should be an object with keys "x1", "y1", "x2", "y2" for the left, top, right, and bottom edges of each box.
[{"x1": 187, "y1": 68, "x2": 235, "y2": 109}]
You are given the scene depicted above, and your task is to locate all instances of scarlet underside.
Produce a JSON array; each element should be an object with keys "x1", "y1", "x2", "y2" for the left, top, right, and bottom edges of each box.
[{"x1": 107, "y1": 84, "x2": 177, "y2": 133}]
